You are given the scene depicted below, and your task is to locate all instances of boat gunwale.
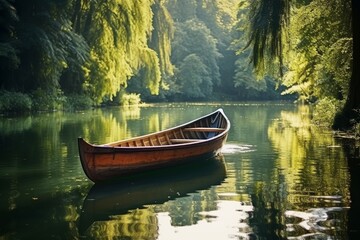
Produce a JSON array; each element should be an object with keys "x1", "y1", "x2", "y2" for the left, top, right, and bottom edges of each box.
[{"x1": 80, "y1": 108, "x2": 230, "y2": 150}]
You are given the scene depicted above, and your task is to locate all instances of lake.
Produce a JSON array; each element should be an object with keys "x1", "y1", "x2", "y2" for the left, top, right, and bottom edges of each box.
[{"x1": 0, "y1": 102, "x2": 359, "y2": 239}]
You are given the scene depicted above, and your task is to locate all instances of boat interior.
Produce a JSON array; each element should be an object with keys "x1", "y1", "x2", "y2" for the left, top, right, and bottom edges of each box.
[{"x1": 110, "y1": 111, "x2": 227, "y2": 147}]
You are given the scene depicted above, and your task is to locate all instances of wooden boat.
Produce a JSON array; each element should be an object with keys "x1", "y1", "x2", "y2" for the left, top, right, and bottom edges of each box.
[
  {"x1": 78, "y1": 108, "x2": 230, "y2": 182},
  {"x1": 79, "y1": 155, "x2": 226, "y2": 233}
]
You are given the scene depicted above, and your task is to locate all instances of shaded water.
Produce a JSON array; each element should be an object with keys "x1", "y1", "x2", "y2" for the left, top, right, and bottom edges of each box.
[{"x1": 0, "y1": 102, "x2": 358, "y2": 239}]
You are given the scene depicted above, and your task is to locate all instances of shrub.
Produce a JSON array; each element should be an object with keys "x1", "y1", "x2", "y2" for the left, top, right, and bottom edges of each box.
[
  {"x1": 120, "y1": 93, "x2": 141, "y2": 106},
  {"x1": 0, "y1": 90, "x2": 32, "y2": 113},
  {"x1": 31, "y1": 88, "x2": 66, "y2": 111},
  {"x1": 313, "y1": 97, "x2": 344, "y2": 127},
  {"x1": 64, "y1": 94, "x2": 93, "y2": 111}
]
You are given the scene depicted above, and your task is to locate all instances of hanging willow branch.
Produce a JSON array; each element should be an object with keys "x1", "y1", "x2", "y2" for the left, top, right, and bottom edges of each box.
[{"x1": 245, "y1": 0, "x2": 290, "y2": 76}]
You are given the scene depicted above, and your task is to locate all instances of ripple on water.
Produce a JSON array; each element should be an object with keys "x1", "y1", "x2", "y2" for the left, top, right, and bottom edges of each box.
[
  {"x1": 221, "y1": 143, "x2": 256, "y2": 154},
  {"x1": 285, "y1": 206, "x2": 346, "y2": 237}
]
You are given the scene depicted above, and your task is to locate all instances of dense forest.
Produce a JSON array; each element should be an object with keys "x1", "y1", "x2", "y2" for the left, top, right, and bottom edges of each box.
[{"x1": 0, "y1": 0, "x2": 357, "y2": 130}]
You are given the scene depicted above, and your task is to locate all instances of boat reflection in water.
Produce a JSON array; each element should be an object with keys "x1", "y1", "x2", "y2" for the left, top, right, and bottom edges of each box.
[{"x1": 79, "y1": 155, "x2": 227, "y2": 235}]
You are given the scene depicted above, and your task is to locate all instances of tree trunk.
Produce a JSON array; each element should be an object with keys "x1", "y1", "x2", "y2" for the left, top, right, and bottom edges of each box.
[
  {"x1": 333, "y1": 0, "x2": 360, "y2": 130},
  {"x1": 344, "y1": 2, "x2": 360, "y2": 238}
]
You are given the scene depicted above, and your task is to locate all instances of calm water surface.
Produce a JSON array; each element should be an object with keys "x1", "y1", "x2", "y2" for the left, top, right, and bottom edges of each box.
[{"x1": 0, "y1": 102, "x2": 358, "y2": 239}]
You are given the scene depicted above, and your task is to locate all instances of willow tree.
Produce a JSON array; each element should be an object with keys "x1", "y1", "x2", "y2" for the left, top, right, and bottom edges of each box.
[
  {"x1": 242, "y1": 0, "x2": 358, "y2": 130},
  {"x1": 119, "y1": 0, "x2": 174, "y2": 100},
  {"x1": 149, "y1": 0, "x2": 174, "y2": 79},
  {"x1": 69, "y1": 0, "x2": 162, "y2": 104}
]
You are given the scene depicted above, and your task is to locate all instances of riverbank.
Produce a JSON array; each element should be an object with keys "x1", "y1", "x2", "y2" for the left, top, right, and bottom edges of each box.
[{"x1": 0, "y1": 90, "x2": 143, "y2": 114}]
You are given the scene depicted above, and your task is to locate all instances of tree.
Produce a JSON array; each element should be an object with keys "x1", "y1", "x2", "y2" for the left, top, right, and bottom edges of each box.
[
  {"x1": 334, "y1": 0, "x2": 360, "y2": 130},
  {"x1": 0, "y1": 0, "x2": 19, "y2": 89},
  {"x1": 231, "y1": 1, "x2": 284, "y2": 100},
  {"x1": 167, "y1": 0, "x2": 248, "y2": 100},
  {"x1": 242, "y1": 0, "x2": 358, "y2": 130},
  {"x1": 177, "y1": 54, "x2": 212, "y2": 99},
  {"x1": 195, "y1": 0, "x2": 241, "y2": 98},
  {"x1": 12, "y1": 0, "x2": 88, "y2": 106},
  {"x1": 67, "y1": 0, "x2": 163, "y2": 104},
  {"x1": 166, "y1": 0, "x2": 197, "y2": 22},
  {"x1": 279, "y1": 0, "x2": 352, "y2": 104},
  {"x1": 149, "y1": 0, "x2": 174, "y2": 78},
  {"x1": 171, "y1": 19, "x2": 222, "y2": 89},
  {"x1": 245, "y1": 0, "x2": 289, "y2": 76}
]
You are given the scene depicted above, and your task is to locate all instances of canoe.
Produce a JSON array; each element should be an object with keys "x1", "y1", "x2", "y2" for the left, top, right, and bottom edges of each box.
[
  {"x1": 79, "y1": 155, "x2": 226, "y2": 233},
  {"x1": 78, "y1": 108, "x2": 230, "y2": 182}
]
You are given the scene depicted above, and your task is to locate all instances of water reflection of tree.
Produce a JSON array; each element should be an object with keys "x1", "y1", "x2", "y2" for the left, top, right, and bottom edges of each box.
[
  {"x1": 161, "y1": 188, "x2": 219, "y2": 226},
  {"x1": 268, "y1": 105, "x2": 350, "y2": 204},
  {"x1": 250, "y1": 182, "x2": 285, "y2": 239},
  {"x1": 86, "y1": 208, "x2": 159, "y2": 240},
  {"x1": 263, "y1": 104, "x2": 351, "y2": 238}
]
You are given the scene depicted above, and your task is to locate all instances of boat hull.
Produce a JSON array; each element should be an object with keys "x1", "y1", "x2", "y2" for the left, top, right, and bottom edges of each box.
[{"x1": 78, "y1": 109, "x2": 230, "y2": 182}]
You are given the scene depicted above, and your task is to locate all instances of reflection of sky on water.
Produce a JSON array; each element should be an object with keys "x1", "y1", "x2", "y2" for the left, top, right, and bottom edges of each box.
[{"x1": 157, "y1": 200, "x2": 254, "y2": 240}]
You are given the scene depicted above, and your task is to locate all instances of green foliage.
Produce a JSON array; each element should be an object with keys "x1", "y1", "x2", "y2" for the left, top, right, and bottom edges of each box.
[
  {"x1": 282, "y1": 0, "x2": 352, "y2": 102},
  {"x1": 245, "y1": 0, "x2": 290, "y2": 75},
  {"x1": 315, "y1": 38, "x2": 352, "y2": 99},
  {"x1": 231, "y1": 13, "x2": 267, "y2": 94},
  {"x1": 231, "y1": 2, "x2": 283, "y2": 100},
  {"x1": 233, "y1": 57, "x2": 267, "y2": 92},
  {"x1": 0, "y1": 90, "x2": 32, "y2": 113},
  {"x1": 0, "y1": 0, "x2": 173, "y2": 107},
  {"x1": 105, "y1": 90, "x2": 141, "y2": 106},
  {"x1": 177, "y1": 54, "x2": 212, "y2": 99},
  {"x1": 150, "y1": 0, "x2": 174, "y2": 78},
  {"x1": 120, "y1": 93, "x2": 142, "y2": 106},
  {"x1": 174, "y1": 20, "x2": 221, "y2": 82},
  {"x1": 237, "y1": 0, "x2": 354, "y2": 128},
  {"x1": 0, "y1": 0, "x2": 19, "y2": 73},
  {"x1": 166, "y1": 0, "x2": 197, "y2": 22},
  {"x1": 141, "y1": 48, "x2": 162, "y2": 95},
  {"x1": 63, "y1": 94, "x2": 93, "y2": 111},
  {"x1": 31, "y1": 88, "x2": 65, "y2": 112},
  {"x1": 12, "y1": 1, "x2": 88, "y2": 94},
  {"x1": 4, "y1": 0, "x2": 352, "y2": 111},
  {"x1": 170, "y1": 19, "x2": 221, "y2": 99},
  {"x1": 313, "y1": 97, "x2": 344, "y2": 127},
  {"x1": 76, "y1": 0, "x2": 163, "y2": 104}
]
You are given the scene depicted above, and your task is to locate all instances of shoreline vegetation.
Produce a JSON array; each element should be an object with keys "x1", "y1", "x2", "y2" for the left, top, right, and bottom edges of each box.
[
  {"x1": 0, "y1": 90, "x2": 142, "y2": 113},
  {"x1": 0, "y1": 89, "x2": 290, "y2": 114},
  {"x1": 1, "y1": 90, "x2": 359, "y2": 140}
]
